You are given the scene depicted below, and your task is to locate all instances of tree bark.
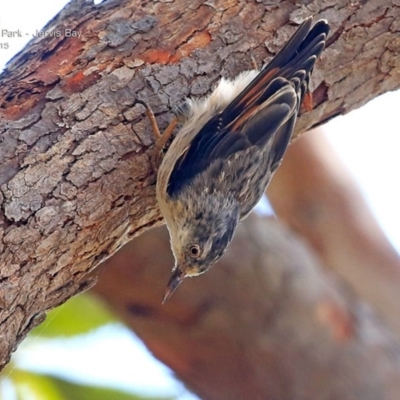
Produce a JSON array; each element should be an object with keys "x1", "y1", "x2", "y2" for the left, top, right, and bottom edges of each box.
[
  {"x1": 94, "y1": 217, "x2": 400, "y2": 400},
  {"x1": 0, "y1": 0, "x2": 400, "y2": 371},
  {"x1": 268, "y1": 130, "x2": 400, "y2": 340}
]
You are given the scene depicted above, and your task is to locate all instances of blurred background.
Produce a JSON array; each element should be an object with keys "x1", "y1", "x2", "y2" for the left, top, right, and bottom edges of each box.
[{"x1": 0, "y1": 1, "x2": 399, "y2": 399}]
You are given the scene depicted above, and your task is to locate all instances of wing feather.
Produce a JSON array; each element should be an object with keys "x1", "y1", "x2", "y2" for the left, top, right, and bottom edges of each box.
[{"x1": 167, "y1": 18, "x2": 329, "y2": 197}]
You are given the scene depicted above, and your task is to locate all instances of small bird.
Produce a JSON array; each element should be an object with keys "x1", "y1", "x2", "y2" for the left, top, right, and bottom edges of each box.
[{"x1": 139, "y1": 18, "x2": 329, "y2": 302}]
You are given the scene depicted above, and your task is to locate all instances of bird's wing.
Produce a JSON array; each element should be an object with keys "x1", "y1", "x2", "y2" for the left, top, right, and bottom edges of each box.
[{"x1": 167, "y1": 18, "x2": 329, "y2": 197}]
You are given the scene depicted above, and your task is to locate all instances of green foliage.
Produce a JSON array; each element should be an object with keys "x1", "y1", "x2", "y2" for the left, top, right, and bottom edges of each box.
[
  {"x1": 51, "y1": 375, "x2": 172, "y2": 400},
  {"x1": 0, "y1": 294, "x2": 174, "y2": 400},
  {"x1": 30, "y1": 294, "x2": 118, "y2": 338},
  {"x1": 7, "y1": 369, "x2": 64, "y2": 400},
  {"x1": 2, "y1": 368, "x2": 171, "y2": 400}
]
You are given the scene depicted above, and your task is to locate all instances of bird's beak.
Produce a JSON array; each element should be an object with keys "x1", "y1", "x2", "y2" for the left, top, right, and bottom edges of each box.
[{"x1": 162, "y1": 268, "x2": 184, "y2": 304}]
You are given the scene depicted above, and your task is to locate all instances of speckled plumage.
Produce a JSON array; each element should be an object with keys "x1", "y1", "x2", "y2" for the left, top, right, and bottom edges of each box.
[{"x1": 155, "y1": 18, "x2": 330, "y2": 301}]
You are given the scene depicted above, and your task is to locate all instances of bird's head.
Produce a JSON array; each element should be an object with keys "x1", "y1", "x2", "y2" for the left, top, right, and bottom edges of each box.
[{"x1": 162, "y1": 191, "x2": 240, "y2": 302}]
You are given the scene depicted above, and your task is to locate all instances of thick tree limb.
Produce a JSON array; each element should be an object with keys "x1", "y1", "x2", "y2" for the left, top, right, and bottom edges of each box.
[
  {"x1": 0, "y1": 0, "x2": 400, "y2": 369},
  {"x1": 268, "y1": 130, "x2": 400, "y2": 340},
  {"x1": 94, "y1": 217, "x2": 400, "y2": 400}
]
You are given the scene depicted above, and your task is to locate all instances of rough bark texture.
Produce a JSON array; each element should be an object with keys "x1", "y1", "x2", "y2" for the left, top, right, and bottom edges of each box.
[
  {"x1": 94, "y1": 217, "x2": 400, "y2": 400},
  {"x1": 0, "y1": 0, "x2": 400, "y2": 372}
]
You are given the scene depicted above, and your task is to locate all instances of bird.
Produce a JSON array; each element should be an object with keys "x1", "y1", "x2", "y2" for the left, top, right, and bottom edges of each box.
[{"x1": 138, "y1": 17, "x2": 329, "y2": 302}]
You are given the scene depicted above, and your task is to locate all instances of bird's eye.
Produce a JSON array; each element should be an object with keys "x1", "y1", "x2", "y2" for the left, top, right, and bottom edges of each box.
[{"x1": 189, "y1": 244, "x2": 201, "y2": 258}]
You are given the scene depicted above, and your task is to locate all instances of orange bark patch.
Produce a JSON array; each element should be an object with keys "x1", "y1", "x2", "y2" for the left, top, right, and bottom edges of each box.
[
  {"x1": 301, "y1": 91, "x2": 314, "y2": 113},
  {"x1": 29, "y1": 37, "x2": 84, "y2": 84},
  {"x1": 0, "y1": 36, "x2": 86, "y2": 119},
  {"x1": 1, "y1": 98, "x2": 39, "y2": 120},
  {"x1": 141, "y1": 49, "x2": 173, "y2": 64},
  {"x1": 317, "y1": 301, "x2": 355, "y2": 341},
  {"x1": 63, "y1": 70, "x2": 101, "y2": 93},
  {"x1": 171, "y1": 31, "x2": 211, "y2": 62},
  {"x1": 141, "y1": 31, "x2": 212, "y2": 64}
]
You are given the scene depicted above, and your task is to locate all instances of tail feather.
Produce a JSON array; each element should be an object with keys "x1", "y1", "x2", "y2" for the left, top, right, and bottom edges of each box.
[
  {"x1": 165, "y1": 18, "x2": 330, "y2": 197},
  {"x1": 221, "y1": 18, "x2": 329, "y2": 126}
]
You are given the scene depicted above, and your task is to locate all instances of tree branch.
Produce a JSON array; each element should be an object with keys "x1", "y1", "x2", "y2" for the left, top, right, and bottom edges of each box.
[
  {"x1": 0, "y1": 0, "x2": 399, "y2": 369},
  {"x1": 268, "y1": 130, "x2": 400, "y2": 339},
  {"x1": 94, "y1": 217, "x2": 400, "y2": 400}
]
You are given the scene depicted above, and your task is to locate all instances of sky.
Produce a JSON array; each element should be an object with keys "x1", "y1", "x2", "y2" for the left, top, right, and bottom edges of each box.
[
  {"x1": 0, "y1": 1, "x2": 399, "y2": 399},
  {"x1": 325, "y1": 92, "x2": 400, "y2": 253}
]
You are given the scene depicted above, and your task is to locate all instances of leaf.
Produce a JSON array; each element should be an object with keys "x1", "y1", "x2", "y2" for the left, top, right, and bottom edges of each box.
[
  {"x1": 30, "y1": 293, "x2": 118, "y2": 338},
  {"x1": 10, "y1": 369, "x2": 65, "y2": 400},
  {"x1": 52, "y1": 375, "x2": 173, "y2": 400}
]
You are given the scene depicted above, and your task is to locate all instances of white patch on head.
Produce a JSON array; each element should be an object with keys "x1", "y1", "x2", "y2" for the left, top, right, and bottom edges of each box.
[{"x1": 167, "y1": 219, "x2": 191, "y2": 264}]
